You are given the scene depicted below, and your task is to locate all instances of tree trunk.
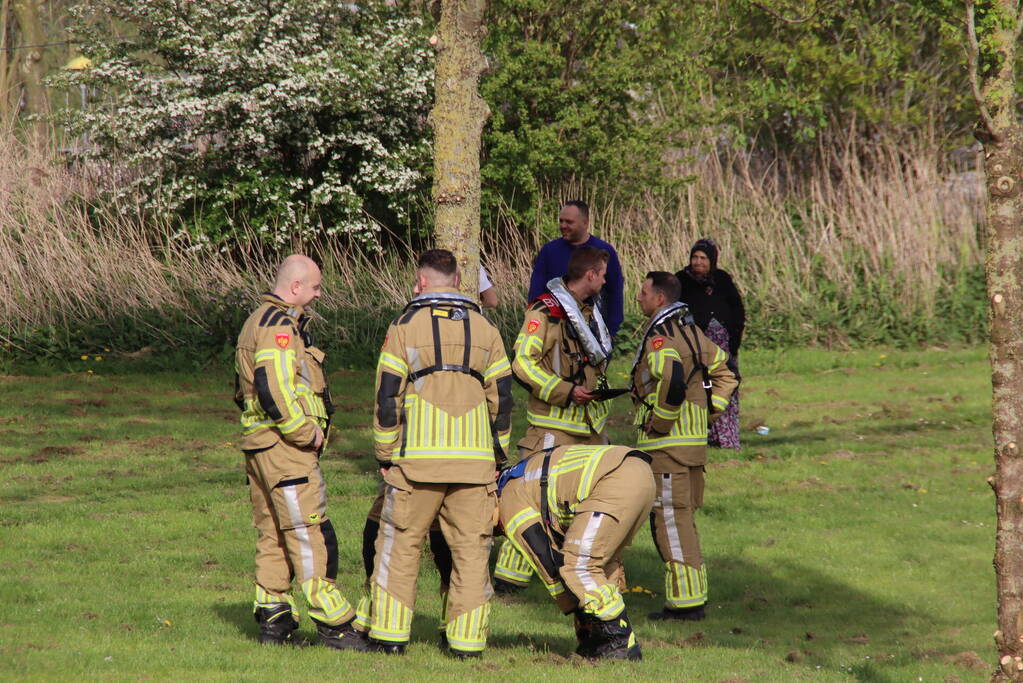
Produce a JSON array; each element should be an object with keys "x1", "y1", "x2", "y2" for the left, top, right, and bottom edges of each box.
[
  {"x1": 429, "y1": 0, "x2": 490, "y2": 299},
  {"x1": 966, "y1": 1, "x2": 1023, "y2": 680},
  {"x1": 0, "y1": 0, "x2": 11, "y2": 120},
  {"x1": 11, "y1": 0, "x2": 46, "y2": 140}
]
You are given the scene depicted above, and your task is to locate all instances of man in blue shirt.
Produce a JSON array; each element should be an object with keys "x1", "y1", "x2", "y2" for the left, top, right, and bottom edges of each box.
[{"x1": 527, "y1": 201, "x2": 625, "y2": 336}]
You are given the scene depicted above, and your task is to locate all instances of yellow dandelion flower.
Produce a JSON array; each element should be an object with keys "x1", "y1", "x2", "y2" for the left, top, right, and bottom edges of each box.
[
  {"x1": 80, "y1": 355, "x2": 89, "y2": 360},
  {"x1": 94, "y1": 356, "x2": 103, "y2": 361}
]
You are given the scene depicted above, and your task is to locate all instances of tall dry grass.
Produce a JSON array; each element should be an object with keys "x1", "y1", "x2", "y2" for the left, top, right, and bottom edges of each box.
[
  {"x1": 0, "y1": 126, "x2": 985, "y2": 359},
  {"x1": 486, "y1": 132, "x2": 984, "y2": 345}
]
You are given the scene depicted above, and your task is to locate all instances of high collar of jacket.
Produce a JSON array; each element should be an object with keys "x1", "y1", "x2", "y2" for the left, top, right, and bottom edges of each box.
[
  {"x1": 559, "y1": 279, "x2": 594, "y2": 310},
  {"x1": 261, "y1": 292, "x2": 306, "y2": 319}
]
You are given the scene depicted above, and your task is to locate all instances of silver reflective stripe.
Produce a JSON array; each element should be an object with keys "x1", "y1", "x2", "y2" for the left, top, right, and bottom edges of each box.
[
  {"x1": 542, "y1": 432, "x2": 556, "y2": 450},
  {"x1": 377, "y1": 487, "x2": 397, "y2": 587},
  {"x1": 545, "y1": 278, "x2": 612, "y2": 365},
  {"x1": 284, "y1": 486, "x2": 315, "y2": 580},
  {"x1": 661, "y1": 474, "x2": 685, "y2": 562},
  {"x1": 575, "y1": 512, "x2": 604, "y2": 591}
]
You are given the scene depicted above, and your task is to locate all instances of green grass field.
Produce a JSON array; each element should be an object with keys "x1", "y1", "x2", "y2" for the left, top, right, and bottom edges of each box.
[{"x1": 0, "y1": 347, "x2": 996, "y2": 681}]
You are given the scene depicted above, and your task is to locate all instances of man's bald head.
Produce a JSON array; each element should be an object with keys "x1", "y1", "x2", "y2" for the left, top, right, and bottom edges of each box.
[{"x1": 273, "y1": 254, "x2": 322, "y2": 308}]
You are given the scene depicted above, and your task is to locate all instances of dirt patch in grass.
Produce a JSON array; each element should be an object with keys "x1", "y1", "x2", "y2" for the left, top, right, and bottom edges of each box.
[
  {"x1": 29, "y1": 445, "x2": 82, "y2": 463},
  {"x1": 65, "y1": 398, "x2": 108, "y2": 408},
  {"x1": 945, "y1": 651, "x2": 987, "y2": 670}
]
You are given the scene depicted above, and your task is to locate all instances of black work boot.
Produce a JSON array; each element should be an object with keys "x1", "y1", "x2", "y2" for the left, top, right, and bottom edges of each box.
[
  {"x1": 648, "y1": 604, "x2": 706, "y2": 621},
  {"x1": 368, "y1": 640, "x2": 406, "y2": 655},
  {"x1": 313, "y1": 618, "x2": 372, "y2": 651},
  {"x1": 573, "y1": 611, "x2": 595, "y2": 657},
  {"x1": 580, "y1": 610, "x2": 642, "y2": 661},
  {"x1": 493, "y1": 578, "x2": 527, "y2": 595},
  {"x1": 254, "y1": 604, "x2": 299, "y2": 645}
]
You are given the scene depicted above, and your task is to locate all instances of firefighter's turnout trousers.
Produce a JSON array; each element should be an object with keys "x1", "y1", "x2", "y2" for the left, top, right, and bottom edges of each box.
[
  {"x1": 370, "y1": 467, "x2": 497, "y2": 653},
  {"x1": 648, "y1": 459, "x2": 707, "y2": 610},
  {"x1": 246, "y1": 440, "x2": 354, "y2": 626},
  {"x1": 498, "y1": 446, "x2": 655, "y2": 619}
]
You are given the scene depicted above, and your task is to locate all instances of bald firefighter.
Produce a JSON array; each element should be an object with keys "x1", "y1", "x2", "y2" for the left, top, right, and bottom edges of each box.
[
  {"x1": 497, "y1": 444, "x2": 655, "y2": 659},
  {"x1": 631, "y1": 271, "x2": 738, "y2": 621},
  {"x1": 493, "y1": 246, "x2": 614, "y2": 593},
  {"x1": 234, "y1": 254, "x2": 361, "y2": 648},
  {"x1": 342, "y1": 249, "x2": 513, "y2": 657}
]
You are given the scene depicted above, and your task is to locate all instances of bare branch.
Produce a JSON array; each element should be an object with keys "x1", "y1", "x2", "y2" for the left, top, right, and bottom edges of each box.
[{"x1": 965, "y1": 0, "x2": 999, "y2": 138}]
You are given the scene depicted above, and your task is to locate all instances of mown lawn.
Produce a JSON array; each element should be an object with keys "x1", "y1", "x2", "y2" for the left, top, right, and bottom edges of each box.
[{"x1": 0, "y1": 347, "x2": 996, "y2": 681}]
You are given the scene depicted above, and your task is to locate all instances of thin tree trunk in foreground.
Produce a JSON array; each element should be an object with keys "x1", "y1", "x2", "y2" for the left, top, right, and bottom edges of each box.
[
  {"x1": 429, "y1": 0, "x2": 490, "y2": 299},
  {"x1": 11, "y1": 0, "x2": 46, "y2": 140},
  {"x1": 965, "y1": 1, "x2": 1023, "y2": 680}
]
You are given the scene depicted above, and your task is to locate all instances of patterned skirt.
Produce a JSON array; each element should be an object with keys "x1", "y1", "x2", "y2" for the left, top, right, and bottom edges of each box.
[{"x1": 705, "y1": 319, "x2": 740, "y2": 450}]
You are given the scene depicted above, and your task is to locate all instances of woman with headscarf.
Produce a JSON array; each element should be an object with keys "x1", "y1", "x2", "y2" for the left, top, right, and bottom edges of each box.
[{"x1": 674, "y1": 238, "x2": 745, "y2": 449}]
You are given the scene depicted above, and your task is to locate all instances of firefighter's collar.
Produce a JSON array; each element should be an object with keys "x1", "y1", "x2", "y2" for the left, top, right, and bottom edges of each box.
[
  {"x1": 545, "y1": 278, "x2": 611, "y2": 367},
  {"x1": 406, "y1": 288, "x2": 481, "y2": 313},
  {"x1": 630, "y1": 301, "x2": 692, "y2": 376},
  {"x1": 261, "y1": 292, "x2": 304, "y2": 320}
]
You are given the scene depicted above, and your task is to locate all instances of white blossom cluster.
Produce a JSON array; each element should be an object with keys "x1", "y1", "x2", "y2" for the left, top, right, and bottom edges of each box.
[{"x1": 55, "y1": 0, "x2": 433, "y2": 247}]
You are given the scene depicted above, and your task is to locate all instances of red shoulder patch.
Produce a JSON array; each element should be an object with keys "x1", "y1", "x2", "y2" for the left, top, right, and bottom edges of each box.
[
  {"x1": 526, "y1": 319, "x2": 541, "y2": 334},
  {"x1": 275, "y1": 333, "x2": 290, "y2": 349},
  {"x1": 651, "y1": 337, "x2": 665, "y2": 350},
  {"x1": 537, "y1": 293, "x2": 566, "y2": 318}
]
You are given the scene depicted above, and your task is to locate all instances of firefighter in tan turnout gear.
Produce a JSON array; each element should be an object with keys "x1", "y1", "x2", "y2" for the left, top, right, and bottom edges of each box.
[
  {"x1": 496, "y1": 444, "x2": 655, "y2": 660},
  {"x1": 344, "y1": 249, "x2": 513, "y2": 658},
  {"x1": 234, "y1": 254, "x2": 362, "y2": 648},
  {"x1": 493, "y1": 246, "x2": 615, "y2": 593},
  {"x1": 631, "y1": 271, "x2": 738, "y2": 621}
]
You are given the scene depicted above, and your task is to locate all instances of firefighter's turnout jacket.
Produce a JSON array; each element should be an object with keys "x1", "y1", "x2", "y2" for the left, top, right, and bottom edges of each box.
[
  {"x1": 631, "y1": 307, "x2": 737, "y2": 468},
  {"x1": 373, "y1": 287, "x2": 514, "y2": 482},
  {"x1": 512, "y1": 288, "x2": 610, "y2": 441},
  {"x1": 235, "y1": 293, "x2": 332, "y2": 451},
  {"x1": 498, "y1": 445, "x2": 655, "y2": 618}
]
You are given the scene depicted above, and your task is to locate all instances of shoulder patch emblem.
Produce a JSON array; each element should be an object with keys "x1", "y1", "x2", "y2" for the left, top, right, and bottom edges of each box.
[
  {"x1": 651, "y1": 337, "x2": 665, "y2": 350},
  {"x1": 275, "y1": 333, "x2": 290, "y2": 349},
  {"x1": 526, "y1": 319, "x2": 541, "y2": 333},
  {"x1": 537, "y1": 293, "x2": 566, "y2": 318}
]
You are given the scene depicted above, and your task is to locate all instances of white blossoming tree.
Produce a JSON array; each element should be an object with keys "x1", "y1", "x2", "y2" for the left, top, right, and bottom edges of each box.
[{"x1": 55, "y1": 0, "x2": 433, "y2": 247}]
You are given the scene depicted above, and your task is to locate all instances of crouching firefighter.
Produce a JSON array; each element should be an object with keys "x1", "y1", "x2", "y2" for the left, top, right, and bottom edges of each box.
[
  {"x1": 339, "y1": 249, "x2": 514, "y2": 657},
  {"x1": 631, "y1": 272, "x2": 738, "y2": 621},
  {"x1": 494, "y1": 245, "x2": 615, "y2": 594},
  {"x1": 234, "y1": 255, "x2": 361, "y2": 648},
  {"x1": 496, "y1": 444, "x2": 656, "y2": 660}
]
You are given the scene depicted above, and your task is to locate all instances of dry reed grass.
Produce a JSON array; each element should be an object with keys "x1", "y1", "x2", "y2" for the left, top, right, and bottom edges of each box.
[
  {"x1": 0, "y1": 127, "x2": 984, "y2": 353},
  {"x1": 488, "y1": 132, "x2": 983, "y2": 325}
]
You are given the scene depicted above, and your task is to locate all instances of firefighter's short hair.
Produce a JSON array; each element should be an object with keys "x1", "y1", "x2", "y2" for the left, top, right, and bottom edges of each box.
[
  {"x1": 566, "y1": 246, "x2": 609, "y2": 283},
  {"x1": 646, "y1": 271, "x2": 681, "y2": 303},
  {"x1": 418, "y1": 249, "x2": 458, "y2": 276}
]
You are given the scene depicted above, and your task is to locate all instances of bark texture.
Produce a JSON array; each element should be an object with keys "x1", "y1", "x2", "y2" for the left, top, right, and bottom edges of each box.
[
  {"x1": 11, "y1": 0, "x2": 46, "y2": 139},
  {"x1": 429, "y1": 0, "x2": 490, "y2": 299},
  {"x1": 967, "y1": 1, "x2": 1023, "y2": 680}
]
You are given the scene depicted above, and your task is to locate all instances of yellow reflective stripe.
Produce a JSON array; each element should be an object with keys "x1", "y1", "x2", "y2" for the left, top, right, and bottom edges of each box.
[
  {"x1": 301, "y1": 577, "x2": 354, "y2": 624},
  {"x1": 513, "y1": 336, "x2": 561, "y2": 401},
  {"x1": 708, "y1": 346, "x2": 726, "y2": 371},
  {"x1": 505, "y1": 507, "x2": 541, "y2": 538},
  {"x1": 397, "y1": 450, "x2": 495, "y2": 459},
  {"x1": 446, "y1": 603, "x2": 490, "y2": 652},
  {"x1": 263, "y1": 348, "x2": 306, "y2": 431},
  {"x1": 653, "y1": 403, "x2": 679, "y2": 420},
  {"x1": 378, "y1": 351, "x2": 408, "y2": 376},
  {"x1": 665, "y1": 563, "x2": 708, "y2": 608},
  {"x1": 545, "y1": 581, "x2": 565, "y2": 597},
  {"x1": 527, "y1": 411, "x2": 592, "y2": 435},
  {"x1": 498, "y1": 431, "x2": 511, "y2": 451},
  {"x1": 711, "y1": 394, "x2": 729, "y2": 411},
  {"x1": 483, "y1": 356, "x2": 511, "y2": 382},
  {"x1": 374, "y1": 427, "x2": 399, "y2": 444},
  {"x1": 370, "y1": 583, "x2": 413, "y2": 642},
  {"x1": 494, "y1": 540, "x2": 534, "y2": 583},
  {"x1": 574, "y1": 445, "x2": 611, "y2": 501}
]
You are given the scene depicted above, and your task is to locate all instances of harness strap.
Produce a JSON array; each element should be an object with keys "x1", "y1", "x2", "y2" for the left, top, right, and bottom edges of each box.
[
  {"x1": 406, "y1": 305, "x2": 484, "y2": 387},
  {"x1": 678, "y1": 325, "x2": 715, "y2": 413},
  {"x1": 538, "y1": 447, "x2": 565, "y2": 546}
]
